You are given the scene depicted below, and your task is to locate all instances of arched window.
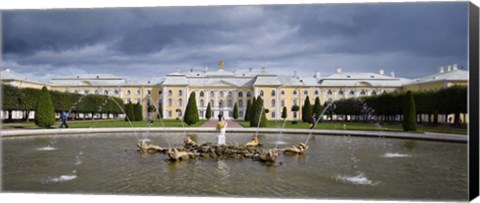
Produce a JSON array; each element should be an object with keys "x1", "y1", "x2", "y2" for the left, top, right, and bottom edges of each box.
[
  {"x1": 179, "y1": 99, "x2": 183, "y2": 106},
  {"x1": 228, "y1": 99, "x2": 233, "y2": 107},
  {"x1": 168, "y1": 90, "x2": 172, "y2": 96},
  {"x1": 371, "y1": 91, "x2": 377, "y2": 95},
  {"x1": 293, "y1": 90, "x2": 297, "y2": 95},
  {"x1": 104, "y1": 90, "x2": 109, "y2": 95},
  {"x1": 178, "y1": 90, "x2": 183, "y2": 96},
  {"x1": 200, "y1": 99, "x2": 204, "y2": 107},
  {"x1": 293, "y1": 99, "x2": 297, "y2": 105},
  {"x1": 114, "y1": 90, "x2": 119, "y2": 95},
  {"x1": 74, "y1": 90, "x2": 79, "y2": 94},
  {"x1": 327, "y1": 90, "x2": 332, "y2": 95},
  {"x1": 247, "y1": 91, "x2": 252, "y2": 97},
  {"x1": 168, "y1": 99, "x2": 172, "y2": 106},
  {"x1": 382, "y1": 90, "x2": 387, "y2": 94},
  {"x1": 147, "y1": 90, "x2": 151, "y2": 95},
  {"x1": 146, "y1": 99, "x2": 151, "y2": 106},
  {"x1": 339, "y1": 90, "x2": 344, "y2": 95},
  {"x1": 314, "y1": 90, "x2": 319, "y2": 95},
  {"x1": 304, "y1": 90, "x2": 308, "y2": 95},
  {"x1": 94, "y1": 90, "x2": 99, "y2": 94},
  {"x1": 210, "y1": 100, "x2": 214, "y2": 107},
  {"x1": 228, "y1": 91, "x2": 232, "y2": 97},
  {"x1": 158, "y1": 90, "x2": 163, "y2": 95},
  {"x1": 238, "y1": 92, "x2": 243, "y2": 97},
  {"x1": 350, "y1": 90, "x2": 355, "y2": 95},
  {"x1": 127, "y1": 90, "x2": 131, "y2": 95},
  {"x1": 271, "y1": 90, "x2": 276, "y2": 96},
  {"x1": 260, "y1": 90, "x2": 264, "y2": 96},
  {"x1": 281, "y1": 90, "x2": 285, "y2": 95},
  {"x1": 137, "y1": 89, "x2": 141, "y2": 95},
  {"x1": 239, "y1": 100, "x2": 243, "y2": 108},
  {"x1": 360, "y1": 90, "x2": 366, "y2": 95},
  {"x1": 271, "y1": 99, "x2": 275, "y2": 107},
  {"x1": 85, "y1": 90, "x2": 90, "y2": 94},
  {"x1": 219, "y1": 100, "x2": 224, "y2": 108},
  {"x1": 210, "y1": 91, "x2": 214, "y2": 97},
  {"x1": 219, "y1": 91, "x2": 224, "y2": 97},
  {"x1": 136, "y1": 98, "x2": 140, "y2": 104},
  {"x1": 200, "y1": 91, "x2": 204, "y2": 97},
  {"x1": 177, "y1": 110, "x2": 183, "y2": 117}
]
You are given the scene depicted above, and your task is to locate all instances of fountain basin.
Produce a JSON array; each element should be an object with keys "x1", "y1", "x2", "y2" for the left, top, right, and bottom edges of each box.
[{"x1": 1, "y1": 132, "x2": 468, "y2": 201}]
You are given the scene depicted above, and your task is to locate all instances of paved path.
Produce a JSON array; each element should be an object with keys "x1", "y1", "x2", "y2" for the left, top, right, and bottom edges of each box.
[{"x1": 201, "y1": 119, "x2": 243, "y2": 128}]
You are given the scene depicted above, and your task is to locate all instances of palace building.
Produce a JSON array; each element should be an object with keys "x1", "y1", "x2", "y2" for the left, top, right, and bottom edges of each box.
[{"x1": 1, "y1": 62, "x2": 469, "y2": 120}]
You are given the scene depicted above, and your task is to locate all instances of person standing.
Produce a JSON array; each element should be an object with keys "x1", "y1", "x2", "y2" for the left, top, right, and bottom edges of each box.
[
  {"x1": 310, "y1": 113, "x2": 317, "y2": 129},
  {"x1": 59, "y1": 111, "x2": 69, "y2": 128}
]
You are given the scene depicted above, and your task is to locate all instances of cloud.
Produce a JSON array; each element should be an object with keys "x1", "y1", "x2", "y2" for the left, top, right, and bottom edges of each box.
[{"x1": 2, "y1": 3, "x2": 469, "y2": 81}]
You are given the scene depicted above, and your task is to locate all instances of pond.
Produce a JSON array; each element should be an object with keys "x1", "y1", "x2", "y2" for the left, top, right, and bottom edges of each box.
[{"x1": 1, "y1": 132, "x2": 468, "y2": 201}]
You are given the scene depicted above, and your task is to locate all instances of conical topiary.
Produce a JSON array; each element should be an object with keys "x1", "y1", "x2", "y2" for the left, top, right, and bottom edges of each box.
[
  {"x1": 402, "y1": 91, "x2": 417, "y2": 131},
  {"x1": 184, "y1": 92, "x2": 199, "y2": 125},
  {"x1": 205, "y1": 103, "x2": 212, "y2": 120},
  {"x1": 233, "y1": 102, "x2": 239, "y2": 119},
  {"x1": 244, "y1": 99, "x2": 251, "y2": 121},
  {"x1": 302, "y1": 96, "x2": 312, "y2": 123},
  {"x1": 34, "y1": 86, "x2": 56, "y2": 128}
]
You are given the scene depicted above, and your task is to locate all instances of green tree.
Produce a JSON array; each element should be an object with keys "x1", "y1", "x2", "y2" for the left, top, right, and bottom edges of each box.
[
  {"x1": 124, "y1": 102, "x2": 135, "y2": 122},
  {"x1": 312, "y1": 96, "x2": 322, "y2": 121},
  {"x1": 402, "y1": 91, "x2": 417, "y2": 131},
  {"x1": 233, "y1": 102, "x2": 239, "y2": 119},
  {"x1": 249, "y1": 97, "x2": 257, "y2": 122},
  {"x1": 244, "y1": 99, "x2": 251, "y2": 121},
  {"x1": 34, "y1": 86, "x2": 56, "y2": 128},
  {"x1": 134, "y1": 103, "x2": 143, "y2": 121},
  {"x1": 205, "y1": 103, "x2": 212, "y2": 120},
  {"x1": 281, "y1": 106, "x2": 287, "y2": 119},
  {"x1": 302, "y1": 96, "x2": 313, "y2": 123},
  {"x1": 183, "y1": 92, "x2": 199, "y2": 125},
  {"x1": 250, "y1": 96, "x2": 264, "y2": 127}
]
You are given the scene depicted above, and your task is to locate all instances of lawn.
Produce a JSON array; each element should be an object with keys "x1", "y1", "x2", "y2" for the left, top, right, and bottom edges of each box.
[
  {"x1": 1, "y1": 119, "x2": 207, "y2": 129},
  {"x1": 238, "y1": 120, "x2": 467, "y2": 135}
]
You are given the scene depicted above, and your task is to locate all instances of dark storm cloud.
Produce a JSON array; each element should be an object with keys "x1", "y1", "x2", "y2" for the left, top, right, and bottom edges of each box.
[{"x1": 1, "y1": 2, "x2": 469, "y2": 80}]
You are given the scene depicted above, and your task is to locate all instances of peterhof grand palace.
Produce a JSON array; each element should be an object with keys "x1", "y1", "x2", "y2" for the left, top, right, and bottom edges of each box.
[{"x1": 1, "y1": 61, "x2": 469, "y2": 121}]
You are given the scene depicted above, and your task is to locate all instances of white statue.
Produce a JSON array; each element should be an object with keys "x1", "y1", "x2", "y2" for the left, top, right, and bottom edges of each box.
[{"x1": 216, "y1": 117, "x2": 228, "y2": 145}]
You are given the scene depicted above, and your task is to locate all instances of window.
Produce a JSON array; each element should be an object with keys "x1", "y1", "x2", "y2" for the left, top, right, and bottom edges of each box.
[
  {"x1": 371, "y1": 91, "x2": 377, "y2": 96},
  {"x1": 126, "y1": 90, "x2": 131, "y2": 95},
  {"x1": 339, "y1": 90, "x2": 344, "y2": 95},
  {"x1": 136, "y1": 98, "x2": 140, "y2": 104},
  {"x1": 281, "y1": 90, "x2": 285, "y2": 95},
  {"x1": 200, "y1": 91, "x2": 204, "y2": 97},
  {"x1": 158, "y1": 90, "x2": 163, "y2": 95},
  {"x1": 200, "y1": 100, "x2": 204, "y2": 107},
  {"x1": 85, "y1": 90, "x2": 89, "y2": 94},
  {"x1": 228, "y1": 100, "x2": 233, "y2": 107},
  {"x1": 304, "y1": 90, "x2": 308, "y2": 95},
  {"x1": 229, "y1": 111, "x2": 233, "y2": 117},
  {"x1": 247, "y1": 91, "x2": 252, "y2": 97},
  {"x1": 239, "y1": 111, "x2": 244, "y2": 117},
  {"x1": 360, "y1": 90, "x2": 366, "y2": 95},
  {"x1": 293, "y1": 90, "x2": 297, "y2": 95},
  {"x1": 168, "y1": 111, "x2": 172, "y2": 117},
  {"x1": 293, "y1": 99, "x2": 297, "y2": 106},
  {"x1": 125, "y1": 99, "x2": 129, "y2": 104},
  {"x1": 168, "y1": 90, "x2": 172, "y2": 96},
  {"x1": 271, "y1": 90, "x2": 276, "y2": 96},
  {"x1": 239, "y1": 100, "x2": 243, "y2": 108},
  {"x1": 210, "y1": 100, "x2": 215, "y2": 107},
  {"x1": 127, "y1": 98, "x2": 131, "y2": 103},
  {"x1": 104, "y1": 90, "x2": 109, "y2": 95},
  {"x1": 178, "y1": 99, "x2": 183, "y2": 106},
  {"x1": 350, "y1": 90, "x2": 355, "y2": 95},
  {"x1": 168, "y1": 99, "x2": 172, "y2": 107},
  {"x1": 210, "y1": 91, "x2": 215, "y2": 97},
  {"x1": 219, "y1": 100, "x2": 224, "y2": 108},
  {"x1": 200, "y1": 111, "x2": 204, "y2": 117},
  {"x1": 147, "y1": 90, "x2": 151, "y2": 95},
  {"x1": 327, "y1": 90, "x2": 332, "y2": 95},
  {"x1": 94, "y1": 90, "x2": 99, "y2": 94},
  {"x1": 228, "y1": 91, "x2": 232, "y2": 97},
  {"x1": 314, "y1": 90, "x2": 319, "y2": 95},
  {"x1": 238, "y1": 92, "x2": 243, "y2": 97},
  {"x1": 382, "y1": 90, "x2": 387, "y2": 94},
  {"x1": 281, "y1": 100, "x2": 285, "y2": 107},
  {"x1": 137, "y1": 89, "x2": 141, "y2": 95},
  {"x1": 178, "y1": 110, "x2": 182, "y2": 117},
  {"x1": 114, "y1": 90, "x2": 119, "y2": 95},
  {"x1": 293, "y1": 112, "x2": 297, "y2": 118},
  {"x1": 271, "y1": 99, "x2": 275, "y2": 107},
  {"x1": 260, "y1": 90, "x2": 264, "y2": 96},
  {"x1": 178, "y1": 90, "x2": 183, "y2": 96},
  {"x1": 147, "y1": 99, "x2": 151, "y2": 106},
  {"x1": 220, "y1": 91, "x2": 224, "y2": 97},
  {"x1": 272, "y1": 112, "x2": 276, "y2": 118}
]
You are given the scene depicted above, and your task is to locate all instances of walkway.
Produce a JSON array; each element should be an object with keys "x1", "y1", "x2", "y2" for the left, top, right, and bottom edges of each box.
[{"x1": 201, "y1": 119, "x2": 243, "y2": 128}]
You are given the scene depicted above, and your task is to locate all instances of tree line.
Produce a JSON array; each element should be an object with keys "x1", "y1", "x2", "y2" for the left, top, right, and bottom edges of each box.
[{"x1": 2, "y1": 84, "x2": 125, "y2": 121}]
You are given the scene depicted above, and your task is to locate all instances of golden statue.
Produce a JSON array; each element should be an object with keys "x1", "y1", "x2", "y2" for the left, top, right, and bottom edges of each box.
[{"x1": 218, "y1": 60, "x2": 224, "y2": 70}]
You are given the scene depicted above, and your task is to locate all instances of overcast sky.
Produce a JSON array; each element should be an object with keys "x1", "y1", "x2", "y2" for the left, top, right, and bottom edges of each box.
[{"x1": 2, "y1": 2, "x2": 469, "y2": 81}]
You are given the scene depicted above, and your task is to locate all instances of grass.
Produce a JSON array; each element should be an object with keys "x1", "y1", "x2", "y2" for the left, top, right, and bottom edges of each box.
[
  {"x1": 1, "y1": 119, "x2": 207, "y2": 129},
  {"x1": 238, "y1": 120, "x2": 467, "y2": 135}
]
